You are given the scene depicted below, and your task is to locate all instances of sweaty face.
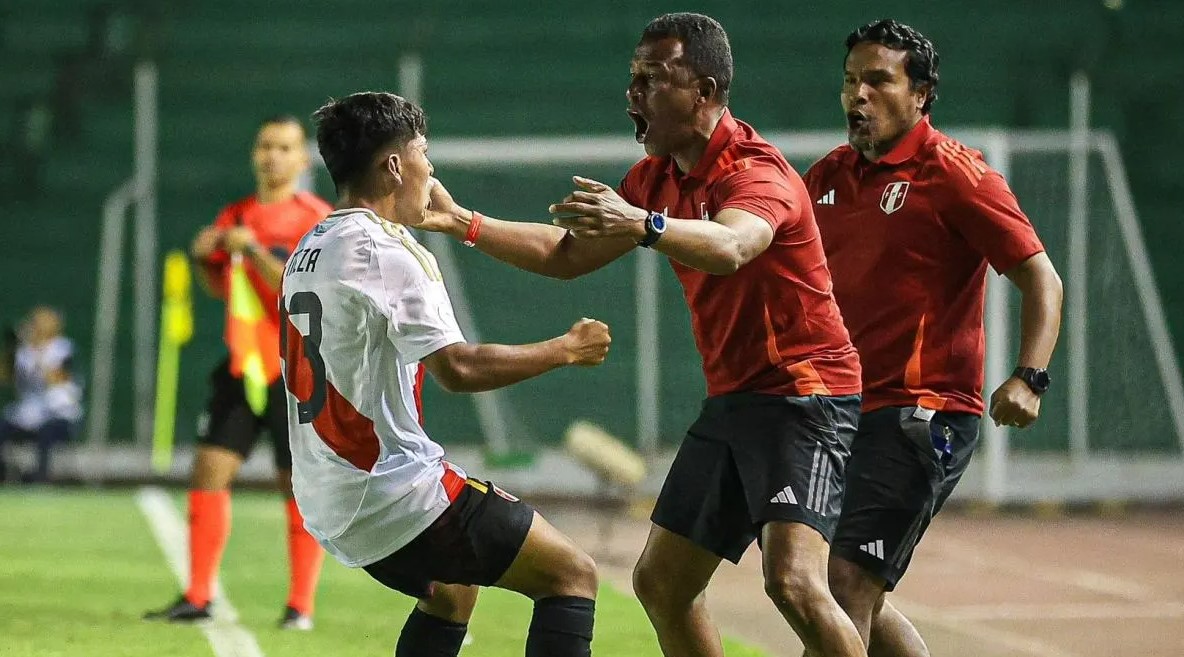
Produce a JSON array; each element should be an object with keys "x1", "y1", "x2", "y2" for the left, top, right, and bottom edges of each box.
[
  {"x1": 626, "y1": 37, "x2": 702, "y2": 157},
  {"x1": 392, "y1": 134, "x2": 434, "y2": 225},
  {"x1": 252, "y1": 122, "x2": 309, "y2": 189},
  {"x1": 841, "y1": 42, "x2": 928, "y2": 159}
]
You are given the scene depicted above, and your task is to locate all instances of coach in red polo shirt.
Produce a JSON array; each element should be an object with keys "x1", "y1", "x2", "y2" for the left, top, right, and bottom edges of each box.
[
  {"x1": 424, "y1": 12, "x2": 869, "y2": 657},
  {"x1": 804, "y1": 19, "x2": 1064, "y2": 655}
]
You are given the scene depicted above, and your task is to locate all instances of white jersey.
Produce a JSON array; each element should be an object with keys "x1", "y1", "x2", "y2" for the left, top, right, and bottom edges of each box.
[
  {"x1": 280, "y1": 207, "x2": 466, "y2": 567},
  {"x1": 5, "y1": 336, "x2": 83, "y2": 431}
]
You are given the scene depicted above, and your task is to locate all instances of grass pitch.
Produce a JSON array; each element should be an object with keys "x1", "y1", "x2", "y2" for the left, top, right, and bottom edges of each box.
[{"x1": 0, "y1": 488, "x2": 769, "y2": 656}]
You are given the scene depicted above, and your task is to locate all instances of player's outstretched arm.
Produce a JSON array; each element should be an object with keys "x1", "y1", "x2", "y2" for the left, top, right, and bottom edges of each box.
[
  {"x1": 421, "y1": 318, "x2": 610, "y2": 393},
  {"x1": 420, "y1": 179, "x2": 635, "y2": 280},
  {"x1": 550, "y1": 177, "x2": 774, "y2": 275}
]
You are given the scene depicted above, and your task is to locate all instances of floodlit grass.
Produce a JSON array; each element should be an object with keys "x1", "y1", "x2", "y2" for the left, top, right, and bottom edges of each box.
[{"x1": 0, "y1": 488, "x2": 769, "y2": 656}]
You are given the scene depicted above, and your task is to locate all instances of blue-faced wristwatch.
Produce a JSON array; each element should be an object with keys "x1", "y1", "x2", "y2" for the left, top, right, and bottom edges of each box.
[{"x1": 637, "y1": 211, "x2": 667, "y2": 248}]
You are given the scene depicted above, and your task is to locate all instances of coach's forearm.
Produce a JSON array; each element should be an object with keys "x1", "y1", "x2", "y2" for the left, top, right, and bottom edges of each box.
[
  {"x1": 1009, "y1": 253, "x2": 1064, "y2": 368},
  {"x1": 653, "y1": 218, "x2": 750, "y2": 275},
  {"x1": 425, "y1": 340, "x2": 570, "y2": 393}
]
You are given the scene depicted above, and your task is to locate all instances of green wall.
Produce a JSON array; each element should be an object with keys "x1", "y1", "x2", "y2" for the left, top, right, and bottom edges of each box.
[{"x1": 2, "y1": 0, "x2": 1180, "y2": 454}]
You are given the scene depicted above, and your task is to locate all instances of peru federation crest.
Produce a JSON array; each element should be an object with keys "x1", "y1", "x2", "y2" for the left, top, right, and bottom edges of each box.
[{"x1": 880, "y1": 181, "x2": 910, "y2": 215}]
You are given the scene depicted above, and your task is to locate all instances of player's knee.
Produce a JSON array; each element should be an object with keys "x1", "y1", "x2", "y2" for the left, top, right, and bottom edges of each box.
[
  {"x1": 632, "y1": 558, "x2": 690, "y2": 611},
  {"x1": 764, "y1": 563, "x2": 827, "y2": 620},
  {"x1": 420, "y1": 584, "x2": 477, "y2": 622},
  {"x1": 562, "y1": 548, "x2": 599, "y2": 598},
  {"x1": 539, "y1": 546, "x2": 599, "y2": 599}
]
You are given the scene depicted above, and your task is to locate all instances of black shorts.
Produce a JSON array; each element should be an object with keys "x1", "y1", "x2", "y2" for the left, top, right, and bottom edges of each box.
[
  {"x1": 196, "y1": 358, "x2": 291, "y2": 470},
  {"x1": 363, "y1": 477, "x2": 535, "y2": 599},
  {"x1": 831, "y1": 405, "x2": 980, "y2": 590},
  {"x1": 652, "y1": 392, "x2": 861, "y2": 563}
]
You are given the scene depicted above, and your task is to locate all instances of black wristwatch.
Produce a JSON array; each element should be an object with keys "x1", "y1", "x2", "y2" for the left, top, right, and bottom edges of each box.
[
  {"x1": 637, "y1": 211, "x2": 667, "y2": 248},
  {"x1": 1013, "y1": 367, "x2": 1051, "y2": 396}
]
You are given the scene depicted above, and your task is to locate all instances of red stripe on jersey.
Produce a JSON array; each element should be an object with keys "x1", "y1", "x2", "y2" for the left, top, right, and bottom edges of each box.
[
  {"x1": 414, "y1": 363, "x2": 426, "y2": 427},
  {"x1": 311, "y1": 381, "x2": 380, "y2": 471},
  {"x1": 441, "y1": 462, "x2": 465, "y2": 502},
  {"x1": 284, "y1": 320, "x2": 380, "y2": 471},
  {"x1": 721, "y1": 157, "x2": 754, "y2": 177},
  {"x1": 936, "y1": 141, "x2": 984, "y2": 186},
  {"x1": 715, "y1": 149, "x2": 739, "y2": 172}
]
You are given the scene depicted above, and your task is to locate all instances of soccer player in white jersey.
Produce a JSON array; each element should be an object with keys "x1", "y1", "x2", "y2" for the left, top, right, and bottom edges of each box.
[{"x1": 281, "y1": 91, "x2": 609, "y2": 657}]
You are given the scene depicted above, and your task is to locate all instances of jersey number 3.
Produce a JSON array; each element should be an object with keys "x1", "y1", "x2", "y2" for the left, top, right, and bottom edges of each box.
[{"x1": 280, "y1": 291, "x2": 326, "y2": 424}]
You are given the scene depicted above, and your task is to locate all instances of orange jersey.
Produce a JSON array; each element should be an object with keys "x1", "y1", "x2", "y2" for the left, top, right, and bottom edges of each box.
[{"x1": 204, "y1": 192, "x2": 331, "y2": 352}]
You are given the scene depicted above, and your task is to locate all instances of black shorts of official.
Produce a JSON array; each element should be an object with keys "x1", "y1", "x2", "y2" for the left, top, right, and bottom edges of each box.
[
  {"x1": 831, "y1": 405, "x2": 980, "y2": 591},
  {"x1": 652, "y1": 392, "x2": 861, "y2": 564},
  {"x1": 195, "y1": 358, "x2": 291, "y2": 470},
  {"x1": 363, "y1": 478, "x2": 535, "y2": 600}
]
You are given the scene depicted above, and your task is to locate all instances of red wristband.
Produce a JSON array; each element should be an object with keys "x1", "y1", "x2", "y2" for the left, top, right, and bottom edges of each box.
[{"x1": 463, "y1": 211, "x2": 484, "y2": 247}]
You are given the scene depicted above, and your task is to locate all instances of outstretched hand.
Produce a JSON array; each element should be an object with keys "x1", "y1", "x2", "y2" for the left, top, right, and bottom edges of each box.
[{"x1": 550, "y1": 176, "x2": 648, "y2": 239}]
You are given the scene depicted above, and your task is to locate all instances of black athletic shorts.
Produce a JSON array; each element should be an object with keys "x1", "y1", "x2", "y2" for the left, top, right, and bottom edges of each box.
[
  {"x1": 363, "y1": 476, "x2": 535, "y2": 599},
  {"x1": 652, "y1": 392, "x2": 861, "y2": 563},
  {"x1": 195, "y1": 358, "x2": 291, "y2": 469},
  {"x1": 831, "y1": 405, "x2": 981, "y2": 590}
]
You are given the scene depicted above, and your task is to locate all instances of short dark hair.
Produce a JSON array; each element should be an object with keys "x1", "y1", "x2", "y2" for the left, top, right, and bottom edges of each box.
[
  {"x1": 259, "y1": 114, "x2": 304, "y2": 132},
  {"x1": 640, "y1": 12, "x2": 733, "y2": 104},
  {"x1": 312, "y1": 92, "x2": 426, "y2": 192},
  {"x1": 845, "y1": 19, "x2": 940, "y2": 114}
]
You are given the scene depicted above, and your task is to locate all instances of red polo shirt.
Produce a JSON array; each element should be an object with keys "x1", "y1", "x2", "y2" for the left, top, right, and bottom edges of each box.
[
  {"x1": 804, "y1": 117, "x2": 1044, "y2": 415},
  {"x1": 619, "y1": 109, "x2": 861, "y2": 398}
]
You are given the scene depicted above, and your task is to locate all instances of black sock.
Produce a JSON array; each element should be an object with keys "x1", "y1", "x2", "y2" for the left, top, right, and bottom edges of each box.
[
  {"x1": 395, "y1": 607, "x2": 468, "y2": 657},
  {"x1": 526, "y1": 596, "x2": 595, "y2": 657}
]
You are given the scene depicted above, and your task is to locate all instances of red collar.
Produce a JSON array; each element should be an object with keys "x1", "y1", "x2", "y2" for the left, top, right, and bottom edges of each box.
[
  {"x1": 857, "y1": 115, "x2": 934, "y2": 169},
  {"x1": 665, "y1": 108, "x2": 738, "y2": 180}
]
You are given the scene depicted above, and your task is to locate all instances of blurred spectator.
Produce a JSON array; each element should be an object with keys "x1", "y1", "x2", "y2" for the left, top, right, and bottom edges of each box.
[{"x1": 0, "y1": 307, "x2": 83, "y2": 484}]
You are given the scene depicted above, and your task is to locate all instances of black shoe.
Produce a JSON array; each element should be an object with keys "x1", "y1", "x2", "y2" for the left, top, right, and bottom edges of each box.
[
  {"x1": 143, "y1": 595, "x2": 211, "y2": 623},
  {"x1": 278, "y1": 605, "x2": 313, "y2": 631}
]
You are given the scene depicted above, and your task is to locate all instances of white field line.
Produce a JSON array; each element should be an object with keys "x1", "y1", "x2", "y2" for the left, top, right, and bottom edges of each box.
[{"x1": 136, "y1": 487, "x2": 265, "y2": 657}]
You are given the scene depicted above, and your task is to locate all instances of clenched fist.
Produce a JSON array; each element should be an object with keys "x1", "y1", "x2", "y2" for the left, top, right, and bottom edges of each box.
[
  {"x1": 562, "y1": 318, "x2": 611, "y2": 366},
  {"x1": 988, "y1": 376, "x2": 1041, "y2": 428}
]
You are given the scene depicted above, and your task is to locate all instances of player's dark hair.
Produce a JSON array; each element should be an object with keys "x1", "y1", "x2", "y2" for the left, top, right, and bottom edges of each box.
[
  {"x1": 845, "y1": 19, "x2": 940, "y2": 114},
  {"x1": 312, "y1": 92, "x2": 426, "y2": 193},
  {"x1": 258, "y1": 114, "x2": 305, "y2": 134},
  {"x1": 640, "y1": 12, "x2": 733, "y2": 104}
]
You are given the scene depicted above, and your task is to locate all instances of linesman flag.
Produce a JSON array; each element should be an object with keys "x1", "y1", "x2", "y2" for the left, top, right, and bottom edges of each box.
[
  {"x1": 152, "y1": 250, "x2": 194, "y2": 474},
  {"x1": 226, "y1": 251, "x2": 281, "y2": 416}
]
